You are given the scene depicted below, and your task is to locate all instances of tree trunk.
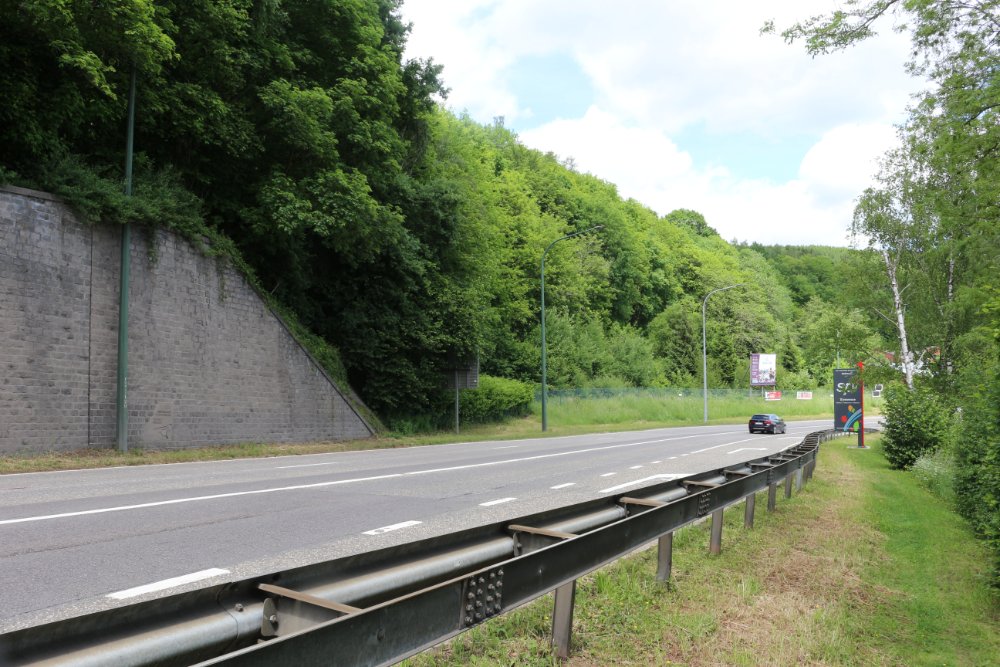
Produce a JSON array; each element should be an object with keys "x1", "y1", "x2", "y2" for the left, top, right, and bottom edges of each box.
[{"x1": 883, "y1": 249, "x2": 915, "y2": 389}]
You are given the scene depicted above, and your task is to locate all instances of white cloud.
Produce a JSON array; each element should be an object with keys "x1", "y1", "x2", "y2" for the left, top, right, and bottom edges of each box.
[{"x1": 399, "y1": 0, "x2": 921, "y2": 246}]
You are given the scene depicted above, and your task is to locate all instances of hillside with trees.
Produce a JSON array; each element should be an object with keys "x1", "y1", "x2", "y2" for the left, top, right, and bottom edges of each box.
[{"x1": 1, "y1": 0, "x2": 830, "y2": 422}]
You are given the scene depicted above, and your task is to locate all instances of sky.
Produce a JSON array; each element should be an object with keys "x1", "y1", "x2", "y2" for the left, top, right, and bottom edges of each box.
[{"x1": 397, "y1": 0, "x2": 923, "y2": 247}]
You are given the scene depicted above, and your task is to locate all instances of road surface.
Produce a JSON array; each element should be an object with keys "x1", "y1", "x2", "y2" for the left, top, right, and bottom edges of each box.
[{"x1": 0, "y1": 419, "x2": 830, "y2": 632}]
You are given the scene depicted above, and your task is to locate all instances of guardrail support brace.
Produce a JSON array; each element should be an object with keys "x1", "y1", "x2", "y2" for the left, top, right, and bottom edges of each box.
[
  {"x1": 795, "y1": 467, "x2": 804, "y2": 492},
  {"x1": 709, "y1": 508, "x2": 723, "y2": 554},
  {"x1": 656, "y1": 532, "x2": 673, "y2": 582},
  {"x1": 784, "y1": 474, "x2": 793, "y2": 499},
  {"x1": 767, "y1": 483, "x2": 777, "y2": 511},
  {"x1": 744, "y1": 493, "x2": 755, "y2": 529},
  {"x1": 551, "y1": 580, "x2": 576, "y2": 660}
]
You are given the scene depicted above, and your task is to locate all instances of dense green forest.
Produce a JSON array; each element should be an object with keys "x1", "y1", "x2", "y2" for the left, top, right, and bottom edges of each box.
[{"x1": 1, "y1": 1, "x2": 997, "y2": 575}]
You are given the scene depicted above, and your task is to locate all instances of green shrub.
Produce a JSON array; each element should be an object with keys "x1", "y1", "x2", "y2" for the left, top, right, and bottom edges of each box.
[
  {"x1": 952, "y1": 369, "x2": 1000, "y2": 586},
  {"x1": 881, "y1": 383, "x2": 952, "y2": 469},
  {"x1": 459, "y1": 375, "x2": 535, "y2": 424}
]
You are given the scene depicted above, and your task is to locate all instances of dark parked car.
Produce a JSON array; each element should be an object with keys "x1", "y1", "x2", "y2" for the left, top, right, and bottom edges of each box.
[{"x1": 749, "y1": 413, "x2": 786, "y2": 434}]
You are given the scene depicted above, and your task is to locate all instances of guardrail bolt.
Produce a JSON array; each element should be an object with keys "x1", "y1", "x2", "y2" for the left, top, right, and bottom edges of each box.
[
  {"x1": 234, "y1": 604, "x2": 244, "y2": 612},
  {"x1": 268, "y1": 614, "x2": 278, "y2": 624}
]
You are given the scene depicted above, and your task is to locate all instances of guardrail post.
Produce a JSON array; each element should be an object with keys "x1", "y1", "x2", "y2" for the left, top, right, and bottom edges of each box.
[
  {"x1": 656, "y1": 532, "x2": 673, "y2": 582},
  {"x1": 767, "y1": 482, "x2": 777, "y2": 511},
  {"x1": 784, "y1": 474, "x2": 793, "y2": 499},
  {"x1": 744, "y1": 493, "x2": 755, "y2": 529},
  {"x1": 795, "y1": 467, "x2": 804, "y2": 492},
  {"x1": 709, "y1": 508, "x2": 723, "y2": 555},
  {"x1": 551, "y1": 580, "x2": 576, "y2": 660}
]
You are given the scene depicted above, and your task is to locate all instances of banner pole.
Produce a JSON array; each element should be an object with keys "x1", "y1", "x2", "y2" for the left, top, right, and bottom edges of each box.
[{"x1": 858, "y1": 361, "x2": 866, "y2": 448}]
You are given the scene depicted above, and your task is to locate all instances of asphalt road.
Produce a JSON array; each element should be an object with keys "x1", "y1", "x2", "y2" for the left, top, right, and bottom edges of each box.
[{"x1": 0, "y1": 419, "x2": 831, "y2": 632}]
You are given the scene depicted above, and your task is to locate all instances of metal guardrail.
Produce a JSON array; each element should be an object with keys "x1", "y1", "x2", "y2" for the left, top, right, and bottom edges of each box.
[{"x1": 0, "y1": 429, "x2": 865, "y2": 666}]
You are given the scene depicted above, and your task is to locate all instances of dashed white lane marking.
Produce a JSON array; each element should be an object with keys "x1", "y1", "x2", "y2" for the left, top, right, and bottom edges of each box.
[
  {"x1": 600, "y1": 474, "x2": 685, "y2": 494},
  {"x1": 363, "y1": 520, "x2": 422, "y2": 535},
  {"x1": 479, "y1": 497, "x2": 517, "y2": 507},
  {"x1": 629, "y1": 465, "x2": 643, "y2": 469},
  {"x1": 728, "y1": 448, "x2": 769, "y2": 455},
  {"x1": 690, "y1": 437, "x2": 758, "y2": 454},
  {"x1": 651, "y1": 460, "x2": 662, "y2": 464},
  {"x1": 494, "y1": 446, "x2": 519, "y2": 449},
  {"x1": 600, "y1": 473, "x2": 617, "y2": 477},
  {"x1": 668, "y1": 456, "x2": 678, "y2": 460},
  {"x1": 550, "y1": 483, "x2": 576, "y2": 489},
  {"x1": 276, "y1": 462, "x2": 339, "y2": 469},
  {"x1": 0, "y1": 433, "x2": 707, "y2": 526},
  {"x1": 106, "y1": 568, "x2": 230, "y2": 600}
]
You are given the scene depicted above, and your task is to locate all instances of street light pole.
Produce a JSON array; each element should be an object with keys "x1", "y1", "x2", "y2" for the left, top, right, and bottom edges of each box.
[
  {"x1": 541, "y1": 225, "x2": 603, "y2": 431},
  {"x1": 702, "y1": 283, "x2": 744, "y2": 423}
]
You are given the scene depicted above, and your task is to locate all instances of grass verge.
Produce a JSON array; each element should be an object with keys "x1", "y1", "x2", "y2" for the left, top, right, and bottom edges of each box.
[{"x1": 401, "y1": 434, "x2": 999, "y2": 666}]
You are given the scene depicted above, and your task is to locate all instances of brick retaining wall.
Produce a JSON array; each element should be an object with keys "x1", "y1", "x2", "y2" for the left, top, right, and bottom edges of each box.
[{"x1": 0, "y1": 185, "x2": 373, "y2": 452}]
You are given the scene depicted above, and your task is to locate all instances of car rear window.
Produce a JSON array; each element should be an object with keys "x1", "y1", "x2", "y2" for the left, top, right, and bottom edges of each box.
[{"x1": 751, "y1": 414, "x2": 769, "y2": 420}]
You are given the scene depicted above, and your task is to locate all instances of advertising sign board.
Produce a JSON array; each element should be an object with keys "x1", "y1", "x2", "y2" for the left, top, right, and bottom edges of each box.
[
  {"x1": 833, "y1": 368, "x2": 863, "y2": 432},
  {"x1": 750, "y1": 353, "x2": 777, "y2": 386},
  {"x1": 765, "y1": 391, "x2": 782, "y2": 401},
  {"x1": 796, "y1": 391, "x2": 813, "y2": 400}
]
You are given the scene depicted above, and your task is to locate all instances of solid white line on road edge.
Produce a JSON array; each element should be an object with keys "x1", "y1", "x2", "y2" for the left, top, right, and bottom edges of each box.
[
  {"x1": 479, "y1": 498, "x2": 517, "y2": 507},
  {"x1": 0, "y1": 473, "x2": 405, "y2": 526},
  {"x1": 550, "y1": 483, "x2": 576, "y2": 489},
  {"x1": 106, "y1": 568, "x2": 230, "y2": 600},
  {"x1": 629, "y1": 465, "x2": 643, "y2": 469},
  {"x1": 363, "y1": 520, "x2": 422, "y2": 536},
  {"x1": 1, "y1": 433, "x2": 709, "y2": 526},
  {"x1": 600, "y1": 472, "x2": 617, "y2": 477},
  {"x1": 275, "y1": 462, "x2": 339, "y2": 469},
  {"x1": 494, "y1": 445, "x2": 519, "y2": 449},
  {"x1": 600, "y1": 474, "x2": 685, "y2": 494}
]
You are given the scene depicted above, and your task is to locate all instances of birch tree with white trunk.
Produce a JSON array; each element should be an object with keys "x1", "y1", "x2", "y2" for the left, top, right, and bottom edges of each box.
[{"x1": 851, "y1": 155, "x2": 932, "y2": 390}]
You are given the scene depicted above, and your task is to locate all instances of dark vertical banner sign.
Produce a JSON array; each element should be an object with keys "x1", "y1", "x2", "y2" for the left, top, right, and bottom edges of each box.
[{"x1": 833, "y1": 368, "x2": 863, "y2": 434}]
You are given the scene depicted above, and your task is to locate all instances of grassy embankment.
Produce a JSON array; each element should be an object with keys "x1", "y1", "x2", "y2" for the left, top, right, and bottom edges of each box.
[
  {"x1": 0, "y1": 391, "x2": 853, "y2": 474},
  {"x1": 402, "y1": 434, "x2": 999, "y2": 666}
]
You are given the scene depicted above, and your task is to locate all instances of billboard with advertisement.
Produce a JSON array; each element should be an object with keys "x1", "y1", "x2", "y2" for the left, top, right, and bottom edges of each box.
[
  {"x1": 750, "y1": 353, "x2": 777, "y2": 386},
  {"x1": 834, "y1": 368, "x2": 863, "y2": 432},
  {"x1": 764, "y1": 391, "x2": 782, "y2": 401}
]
